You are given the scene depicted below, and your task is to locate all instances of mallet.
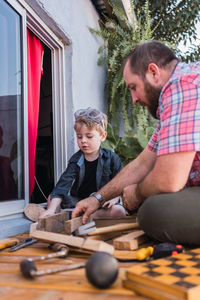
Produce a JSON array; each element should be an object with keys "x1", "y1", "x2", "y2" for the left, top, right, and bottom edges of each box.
[
  {"x1": 27, "y1": 243, "x2": 70, "y2": 262},
  {"x1": 20, "y1": 251, "x2": 118, "y2": 289}
]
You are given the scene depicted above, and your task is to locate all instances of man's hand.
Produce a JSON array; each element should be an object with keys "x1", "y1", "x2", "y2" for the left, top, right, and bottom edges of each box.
[
  {"x1": 122, "y1": 184, "x2": 142, "y2": 211},
  {"x1": 72, "y1": 196, "x2": 100, "y2": 224}
]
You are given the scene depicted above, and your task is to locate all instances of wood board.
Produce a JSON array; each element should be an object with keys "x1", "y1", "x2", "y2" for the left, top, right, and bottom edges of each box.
[
  {"x1": 37, "y1": 211, "x2": 70, "y2": 233},
  {"x1": 31, "y1": 230, "x2": 114, "y2": 254},
  {"x1": 94, "y1": 215, "x2": 137, "y2": 228},
  {"x1": 113, "y1": 230, "x2": 148, "y2": 250},
  {"x1": 123, "y1": 248, "x2": 200, "y2": 300},
  {"x1": 64, "y1": 216, "x2": 92, "y2": 235}
]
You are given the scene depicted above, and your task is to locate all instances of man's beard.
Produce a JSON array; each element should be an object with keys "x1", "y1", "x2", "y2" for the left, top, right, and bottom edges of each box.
[{"x1": 144, "y1": 80, "x2": 161, "y2": 119}]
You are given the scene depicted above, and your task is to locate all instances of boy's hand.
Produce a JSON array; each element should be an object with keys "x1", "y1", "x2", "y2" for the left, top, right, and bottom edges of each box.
[
  {"x1": 39, "y1": 208, "x2": 55, "y2": 219},
  {"x1": 72, "y1": 196, "x2": 100, "y2": 224},
  {"x1": 102, "y1": 197, "x2": 119, "y2": 209}
]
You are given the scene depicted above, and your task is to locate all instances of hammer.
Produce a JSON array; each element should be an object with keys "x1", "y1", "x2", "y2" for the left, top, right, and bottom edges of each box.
[
  {"x1": 27, "y1": 243, "x2": 69, "y2": 262},
  {"x1": 20, "y1": 251, "x2": 119, "y2": 289}
]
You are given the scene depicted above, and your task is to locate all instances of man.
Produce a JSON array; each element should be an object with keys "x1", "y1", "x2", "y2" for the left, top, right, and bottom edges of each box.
[{"x1": 72, "y1": 41, "x2": 200, "y2": 245}]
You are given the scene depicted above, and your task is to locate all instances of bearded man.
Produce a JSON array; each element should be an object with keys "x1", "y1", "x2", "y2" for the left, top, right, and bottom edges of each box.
[{"x1": 73, "y1": 41, "x2": 200, "y2": 245}]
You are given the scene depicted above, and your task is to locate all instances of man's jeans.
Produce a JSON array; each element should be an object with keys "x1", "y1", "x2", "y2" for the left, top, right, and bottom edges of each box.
[{"x1": 138, "y1": 187, "x2": 200, "y2": 245}]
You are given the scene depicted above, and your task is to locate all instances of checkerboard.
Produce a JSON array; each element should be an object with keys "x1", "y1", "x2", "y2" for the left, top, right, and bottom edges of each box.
[{"x1": 123, "y1": 248, "x2": 200, "y2": 300}]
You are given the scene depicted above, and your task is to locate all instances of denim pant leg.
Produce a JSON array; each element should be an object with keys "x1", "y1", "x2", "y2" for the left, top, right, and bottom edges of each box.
[{"x1": 138, "y1": 187, "x2": 200, "y2": 245}]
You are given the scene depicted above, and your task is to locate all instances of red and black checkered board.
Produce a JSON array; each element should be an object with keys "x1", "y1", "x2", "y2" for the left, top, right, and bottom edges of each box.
[{"x1": 123, "y1": 248, "x2": 200, "y2": 300}]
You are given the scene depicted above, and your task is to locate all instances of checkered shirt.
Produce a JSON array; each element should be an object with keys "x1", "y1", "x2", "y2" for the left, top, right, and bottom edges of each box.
[{"x1": 148, "y1": 61, "x2": 200, "y2": 186}]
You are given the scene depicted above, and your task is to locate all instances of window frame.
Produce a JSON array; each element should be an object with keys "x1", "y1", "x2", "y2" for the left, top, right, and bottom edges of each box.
[{"x1": 1, "y1": 0, "x2": 68, "y2": 220}]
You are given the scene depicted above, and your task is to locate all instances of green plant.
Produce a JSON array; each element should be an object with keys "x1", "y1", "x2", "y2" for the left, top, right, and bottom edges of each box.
[
  {"x1": 90, "y1": 1, "x2": 157, "y2": 165},
  {"x1": 133, "y1": 0, "x2": 200, "y2": 62}
]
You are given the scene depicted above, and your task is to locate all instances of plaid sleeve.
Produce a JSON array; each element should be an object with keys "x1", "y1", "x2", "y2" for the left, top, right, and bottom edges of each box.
[
  {"x1": 147, "y1": 122, "x2": 160, "y2": 152},
  {"x1": 157, "y1": 75, "x2": 200, "y2": 156}
]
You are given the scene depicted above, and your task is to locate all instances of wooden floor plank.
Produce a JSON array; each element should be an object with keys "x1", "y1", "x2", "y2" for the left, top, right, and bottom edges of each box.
[
  {"x1": 0, "y1": 234, "x2": 150, "y2": 300},
  {"x1": 0, "y1": 286, "x2": 148, "y2": 300}
]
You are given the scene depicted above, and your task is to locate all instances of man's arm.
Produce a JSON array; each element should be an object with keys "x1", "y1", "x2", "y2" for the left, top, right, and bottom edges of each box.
[
  {"x1": 123, "y1": 151, "x2": 196, "y2": 211},
  {"x1": 72, "y1": 147, "x2": 156, "y2": 222}
]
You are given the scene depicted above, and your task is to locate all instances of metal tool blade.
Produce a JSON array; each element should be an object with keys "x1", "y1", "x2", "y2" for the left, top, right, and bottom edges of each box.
[
  {"x1": 75, "y1": 221, "x2": 96, "y2": 236},
  {"x1": 9, "y1": 238, "x2": 38, "y2": 252}
]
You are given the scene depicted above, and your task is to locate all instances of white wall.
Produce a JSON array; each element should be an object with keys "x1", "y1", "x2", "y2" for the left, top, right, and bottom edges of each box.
[{"x1": 26, "y1": 0, "x2": 106, "y2": 157}]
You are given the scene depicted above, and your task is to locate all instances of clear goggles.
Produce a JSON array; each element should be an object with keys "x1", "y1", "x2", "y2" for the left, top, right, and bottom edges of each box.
[{"x1": 74, "y1": 107, "x2": 104, "y2": 127}]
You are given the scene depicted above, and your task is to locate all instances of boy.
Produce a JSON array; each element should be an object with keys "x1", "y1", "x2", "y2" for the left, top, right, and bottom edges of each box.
[{"x1": 39, "y1": 107, "x2": 126, "y2": 219}]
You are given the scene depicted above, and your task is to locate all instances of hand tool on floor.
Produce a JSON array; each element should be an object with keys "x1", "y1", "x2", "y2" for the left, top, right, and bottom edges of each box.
[
  {"x1": 28, "y1": 243, "x2": 69, "y2": 262},
  {"x1": 73, "y1": 221, "x2": 96, "y2": 236},
  {"x1": 9, "y1": 238, "x2": 38, "y2": 252},
  {"x1": 136, "y1": 242, "x2": 185, "y2": 261},
  {"x1": 87, "y1": 222, "x2": 140, "y2": 236},
  {"x1": 0, "y1": 238, "x2": 19, "y2": 250},
  {"x1": 20, "y1": 251, "x2": 118, "y2": 289},
  {"x1": 117, "y1": 242, "x2": 185, "y2": 262}
]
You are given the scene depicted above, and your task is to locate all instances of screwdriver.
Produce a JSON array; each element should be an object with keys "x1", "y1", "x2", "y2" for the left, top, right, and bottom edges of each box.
[{"x1": 136, "y1": 242, "x2": 185, "y2": 261}]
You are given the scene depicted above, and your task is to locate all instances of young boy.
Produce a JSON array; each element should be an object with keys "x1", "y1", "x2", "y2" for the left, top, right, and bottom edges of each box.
[{"x1": 39, "y1": 107, "x2": 126, "y2": 219}]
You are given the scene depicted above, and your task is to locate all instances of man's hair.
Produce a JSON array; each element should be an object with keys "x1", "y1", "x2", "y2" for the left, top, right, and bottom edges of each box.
[
  {"x1": 74, "y1": 114, "x2": 108, "y2": 135},
  {"x1": 125, "y1": 41, "x2": 179, "y2": 78}
]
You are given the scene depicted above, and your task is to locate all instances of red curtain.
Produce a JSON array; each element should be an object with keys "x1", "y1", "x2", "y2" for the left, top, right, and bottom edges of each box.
[{"x1": 27, "y1": 29, "x2": 43, "y2": 197}]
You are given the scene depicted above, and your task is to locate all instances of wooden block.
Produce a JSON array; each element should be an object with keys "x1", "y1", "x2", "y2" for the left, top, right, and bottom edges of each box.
[
  {"x1": 31, "y1": 230, "x2": 114, "y2": 254},
  {"x1": 37, "y1": 211, "x2": 70, "y2": 233},
  {"x1": 113, "y1": 230, "x2": 148, "y2": 250},
  {"x1": 29, "y1": 222, "x2": 38, "y2": 235},
  {"x1": 124, "y1": 248, "x2": 200, "y2": 300},
  {"x1": 64, "y1": 216, "x2": 92, "y2": 235},
  {"x1": 87, "y1": 231, "x2": 128, "y2": 241},
  {"x1": 88, "y1": 222, "x2": 140, "y2": 236},
  {"x1": 94, "y1": 215, "x2": 137, "y2": 228}
]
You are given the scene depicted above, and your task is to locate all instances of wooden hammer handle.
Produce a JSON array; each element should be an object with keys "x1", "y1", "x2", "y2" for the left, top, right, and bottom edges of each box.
[{"x1": 88, "y1": 222, "x2": 140, "y2": 236}]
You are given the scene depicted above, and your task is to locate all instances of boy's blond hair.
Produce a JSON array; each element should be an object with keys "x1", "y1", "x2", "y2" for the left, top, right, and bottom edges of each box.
[{"x1": 74, "y1": 113, "x2": 108, "y2": 135}]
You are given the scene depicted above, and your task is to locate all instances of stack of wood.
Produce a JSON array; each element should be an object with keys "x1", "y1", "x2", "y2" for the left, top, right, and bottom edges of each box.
[{"x1": 30, "y1": 211, "x2": 149, "y2": 255}]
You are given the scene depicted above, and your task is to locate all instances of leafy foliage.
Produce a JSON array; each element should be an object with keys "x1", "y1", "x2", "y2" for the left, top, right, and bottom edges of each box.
[
  {"x1": 133, "y1": 0, "x2": 200, "y2": 62},
  {"x1": 91, "y1": 1, "x2": 156, "y2": 164},
  {"x1": 91, "y1": 0, "x2": 200, "y2": 165}
]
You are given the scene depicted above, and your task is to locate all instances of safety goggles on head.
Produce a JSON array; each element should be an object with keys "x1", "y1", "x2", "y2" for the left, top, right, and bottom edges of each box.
[{"x1": 74, "y1": 107, "x2": 104, "y2": 127}]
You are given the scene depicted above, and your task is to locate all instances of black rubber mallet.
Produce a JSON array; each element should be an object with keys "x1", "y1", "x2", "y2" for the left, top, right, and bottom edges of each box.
[
  {"x1": 20, "y1": 251, "x2": 118, "y2": 289},
  {"x1": 85, "y1": 252, "x2": 119, "y2": 289}
]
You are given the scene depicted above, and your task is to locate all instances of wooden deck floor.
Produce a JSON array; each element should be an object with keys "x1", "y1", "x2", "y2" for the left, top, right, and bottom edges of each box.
[{"x1": 0, "y1": 233, "x2": 150, "y2": 300}]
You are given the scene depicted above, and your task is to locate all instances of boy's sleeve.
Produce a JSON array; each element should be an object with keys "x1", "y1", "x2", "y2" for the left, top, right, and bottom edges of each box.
[
  {"x1": 50, "y1": 161, "x2": 77, "y2": 201},
  {"x1": 110, "y1": 152, "x2": 123, "y2": 178}
]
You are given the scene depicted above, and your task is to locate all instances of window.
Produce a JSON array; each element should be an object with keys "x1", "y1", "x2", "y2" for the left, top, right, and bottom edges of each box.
[
  {"x1": 0, "y1": 0, "x2": 24, "y2": 201},
  {"x1": 0, "y1": 0, "x2": 67, "y2": 224}
]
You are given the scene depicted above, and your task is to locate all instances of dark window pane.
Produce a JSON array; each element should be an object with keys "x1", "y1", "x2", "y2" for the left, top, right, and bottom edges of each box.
[{"x1": 0, "y1": 0, "x2": 24, "y2": 200}]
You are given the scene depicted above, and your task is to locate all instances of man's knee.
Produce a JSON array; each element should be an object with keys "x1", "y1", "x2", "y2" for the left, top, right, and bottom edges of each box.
[
  {"x1": 138, "y1": 194, "x2": 166, "y2": 240},
  {"x1": 138, "y1": 187, "x2": 200, "y2": 244}
]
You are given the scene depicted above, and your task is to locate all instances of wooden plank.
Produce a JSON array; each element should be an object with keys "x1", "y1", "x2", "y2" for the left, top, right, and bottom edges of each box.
[
  {"x1": 0, "y1": 286, "x2": 141, "y2": 300},
  {"x1": 88, "y1": 223, "x2": 140, "y2": 236},
  {"x1": 29, "y1": 222, "x2": 38, "y2": 235},
  {"x1": 37, "y1": 211, "x2": 70, "y2": 233},
  {"x1": 113, "y1": 230, "x2": 148, "y2": 250},
  {"x1": 94, "y1": 215, "x2": 137, "y2": 228},
  {"x1": 64, "y1": 216, "x2": 92, "y2": 235},
  {"x1": 31, "y1": 230, "x2": 114, "y2": 254}
]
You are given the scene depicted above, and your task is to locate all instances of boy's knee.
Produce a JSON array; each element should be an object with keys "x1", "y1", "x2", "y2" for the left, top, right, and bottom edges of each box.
[{"x1": 112, "y1": 205, "x2": 126, "y2": 218}]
